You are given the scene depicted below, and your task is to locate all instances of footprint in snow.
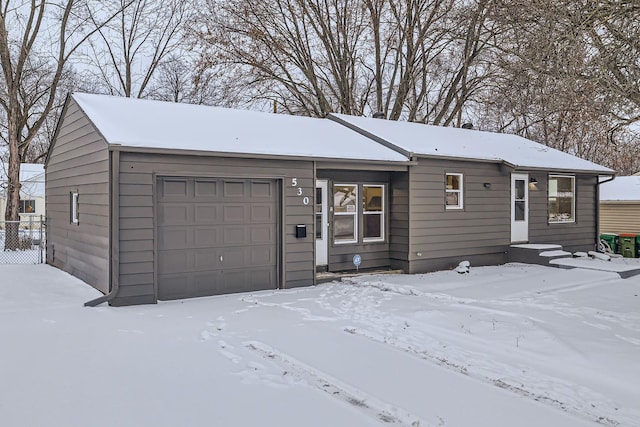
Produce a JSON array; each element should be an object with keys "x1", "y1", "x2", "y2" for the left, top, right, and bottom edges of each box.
[
  {"x1": 219, "y1": 349, "x2": 242, "y2": 364},
  {"x1": 216, "y1": 316, "x2": 226, "y2": 331},
  {"x1": 218, "y1": 340, "x2": 234, "y2": 350},
  {"x1": 200, "y1": 330, "x2": 216, "y2": 341},
  {"x1": 248, "y1": 361, "x2": 266, "y2": 371}
]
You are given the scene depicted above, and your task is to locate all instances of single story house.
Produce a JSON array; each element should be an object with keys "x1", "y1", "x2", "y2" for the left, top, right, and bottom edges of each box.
[
  {"x1": 46, "y1": 93, "x2": 613, "y2": 306},
  {"x1": 599, "y1": 176, "x2": 640, "y2": 234},
  {"x1": 0, "y1": 163, "x2": 46, "y2": 222}
]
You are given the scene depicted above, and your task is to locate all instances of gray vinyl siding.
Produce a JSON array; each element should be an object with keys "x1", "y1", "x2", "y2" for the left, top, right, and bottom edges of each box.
[
  {"x1": 528, "y1": 174, "x2": 598, "y2": 252},
  {"x1": 389, "y1": 171, "x2": 409, "y2": 271},
  {"x1": 45, "y1": 99, "x2": 110, "y2": 292},
  {"x1": 600, "y1": 202, "x2": 640, "y2": 234},
  {"x1": 407, "y1": 159, "x2": 509, "y2": 273},
  {"x1": 317, "y1": 170, "x2": 391, "y2": 271},
  {"x1": 112, "y1": 152, "x2": 314, "y2": 305}
]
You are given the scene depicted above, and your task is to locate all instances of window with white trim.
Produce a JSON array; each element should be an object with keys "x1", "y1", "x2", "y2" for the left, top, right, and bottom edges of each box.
[
  {"x1": 445, "y1": 173, "x2": 463, "y2": 209},
  {"x1": 333, "y1": 184, "x2": 357, "y2": 243},
  {"x1": 548, "y1": 175, "x2": 575, "y2": 223},
  {"x1": 363, "y1": 185, "x2": 384, "y2": 242},
  {"x1": 19, "y1": 199, "x2": 36, "y2": 214},
  {"x1": 70, "y1": 192, "x2": 79, "y2": 224}
]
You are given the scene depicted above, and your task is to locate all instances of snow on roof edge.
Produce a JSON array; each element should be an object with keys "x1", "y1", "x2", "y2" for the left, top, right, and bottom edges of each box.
[
  {"x1": 600, "y1": 176, "x2": 640, "y2": 201},
  {"x1": 70, "y1": 93, "x2": 409, "y2": 163},
  {"x1": 330, "y1": 113, "x2": 614, "y2": 174}
]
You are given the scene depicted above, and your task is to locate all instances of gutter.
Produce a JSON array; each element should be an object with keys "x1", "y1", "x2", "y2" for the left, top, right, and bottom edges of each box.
[
  {"x1": 595, "y1": 174, "x2": 616, "y2": 251},
  {"x1": 84, "y1": 150, "x2": 120, "y2": 307}
]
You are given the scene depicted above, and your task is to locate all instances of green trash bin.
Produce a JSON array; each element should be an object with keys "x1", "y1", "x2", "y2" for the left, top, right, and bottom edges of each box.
[
  {"x1": 618, "y1": 233, "x2": 638, "y2": 258},
  {"x1": 599, "y1": 233, "x2": 618, "y2": 254}
]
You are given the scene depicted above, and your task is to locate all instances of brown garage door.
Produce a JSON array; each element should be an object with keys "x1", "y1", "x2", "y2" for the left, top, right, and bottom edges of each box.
[{"x1": 157, "y1": 177, "x2": 278, "y2": 300}]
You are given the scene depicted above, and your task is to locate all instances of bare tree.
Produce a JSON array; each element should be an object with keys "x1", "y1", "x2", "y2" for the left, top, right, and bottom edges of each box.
[
  {"x1": 481, "y1": 0, "x2": 640, "y2": 173},
  {"x1": 388, "y1": 0, "x2": 497, "y2": 125},
  {"x1": 579, "y1": 0, "x2": 640, "y2": 126},
  {"x1": 194, "y1": 0, "x2": 496, "y2": 124},
  {"x1": 0, "y1": 0, "x2": 121, "y2": 250},
  {"x1": 146, "y1": 53, "x2": 224, "y2": 106},
  {"x1": 197, "y1": 0, "x2": 372, "y2": 116},
  {"x1": 84, "y1": 0, "x2": 193, "y2": 98}
]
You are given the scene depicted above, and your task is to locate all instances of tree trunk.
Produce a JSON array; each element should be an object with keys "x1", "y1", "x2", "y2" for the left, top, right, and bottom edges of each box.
[{"x1": 4, "y1": 105, "x2": 22, "y2": 251}]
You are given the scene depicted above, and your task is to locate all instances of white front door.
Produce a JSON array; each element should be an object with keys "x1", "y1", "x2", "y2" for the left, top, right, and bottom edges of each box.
[
  {"x1": 511, "y1": 173, "x2": 529, "y2": 243},
  {"x1": 315, "y1": 180, "x2": 328, "y2": 266}
]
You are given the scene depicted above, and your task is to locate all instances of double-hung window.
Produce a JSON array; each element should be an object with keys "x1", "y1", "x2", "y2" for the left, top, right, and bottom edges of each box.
[
  {"x1": 363, "y1": 185, "x2": 384, "y2": 242},
  {"x1": 548, "y1": 175, "x2": 575, "y2": 223},
  {"x1": 333, "y1": 183, "x2": 386, "y2": 244},
  {"x1": 333, "y1": 184, "x2": 358, "y2": 243},
  {"x1": 445, "y1": 173, "x2": 463, "y2": 209}
]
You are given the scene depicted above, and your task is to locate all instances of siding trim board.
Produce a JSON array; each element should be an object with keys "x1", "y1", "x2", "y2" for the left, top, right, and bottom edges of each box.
[{"x1": 108, "y1": 144, "x2": 408, "y2": 168}]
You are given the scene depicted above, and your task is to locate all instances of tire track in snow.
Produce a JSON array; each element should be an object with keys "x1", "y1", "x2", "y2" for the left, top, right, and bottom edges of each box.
[
  {"x1": 245, "y1": 340, "x2": 433, "y2": 427},
  {"x1": 343, "y1": 327, "x2": 622, "y2": 427},
  {"x1": 338, "y1": 278, "x2": 636, "y2": 426}
]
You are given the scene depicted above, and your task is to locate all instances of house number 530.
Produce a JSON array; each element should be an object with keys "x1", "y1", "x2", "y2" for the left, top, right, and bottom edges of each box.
[{"x1": 291, "y1": 178, "x2": 310, "y2": 205}]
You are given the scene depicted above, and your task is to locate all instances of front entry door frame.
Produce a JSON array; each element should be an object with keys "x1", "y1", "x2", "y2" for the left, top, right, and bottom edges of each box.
[
  {"x1": 315, "y1": 180, "x2": 328, "y2": 266},
  {"x1": 511, "y1": 173, "x2": 529, "y2": 243}
]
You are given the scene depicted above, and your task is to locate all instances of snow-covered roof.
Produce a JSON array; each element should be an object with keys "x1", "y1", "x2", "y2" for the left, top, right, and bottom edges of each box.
[
  {"x1": 600, "y1": 176, "x2": 640, "y2": 201},
  {"x1": 330, "y1": 114, "x2": 614, "y2": 173},
  {"x1": 71, "y1": 93, "x2": 408, "y2": 163},
  {"x1": 0, "y1": 163, "x2": 45, "y2": 198}
]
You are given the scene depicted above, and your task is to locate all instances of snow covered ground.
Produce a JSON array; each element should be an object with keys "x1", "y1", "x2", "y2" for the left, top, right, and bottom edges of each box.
[{"x1": 1, "y1": 263, "x2": 639, "y2": 427}]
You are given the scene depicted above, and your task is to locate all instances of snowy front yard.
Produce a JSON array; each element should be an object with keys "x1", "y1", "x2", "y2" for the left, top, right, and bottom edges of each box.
[{"x1": 1, "y1": 263, "x2": 638, "y2": 427}]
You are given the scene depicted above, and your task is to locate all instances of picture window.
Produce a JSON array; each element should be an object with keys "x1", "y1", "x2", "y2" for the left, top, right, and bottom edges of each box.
[{"x1": 548, "y1": 176, "x2": 575, "y2": 223}]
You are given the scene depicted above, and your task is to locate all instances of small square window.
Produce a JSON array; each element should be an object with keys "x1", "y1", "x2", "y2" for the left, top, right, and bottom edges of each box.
[{"x1": 445, "y1": 173, "x2": 463, "y2": 209}]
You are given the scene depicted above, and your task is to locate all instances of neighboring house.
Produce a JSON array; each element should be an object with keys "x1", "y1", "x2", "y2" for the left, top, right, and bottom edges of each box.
[
  {"x1": 45, "y1": 93, "x2": 613, "y2": 306},
  {"x1": 599, "y1": 176, "x2": 640, "y2": 234},
  {"x1": 0, "y1": 163, "x2": 45, "y2": 223}
]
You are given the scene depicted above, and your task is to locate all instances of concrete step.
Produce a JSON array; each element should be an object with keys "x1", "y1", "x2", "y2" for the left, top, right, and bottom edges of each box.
[{"x1": 508, "y1": 244, "x2": 573, "y2": 266}]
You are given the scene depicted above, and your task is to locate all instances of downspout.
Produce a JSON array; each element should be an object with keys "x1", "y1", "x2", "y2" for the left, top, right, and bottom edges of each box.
[
  {"x1": 595, "y1": 174, "x2": 615, "y2": 251},
  {"x1": 84, "y1": 150, "x2": 120, "y2": 307}
]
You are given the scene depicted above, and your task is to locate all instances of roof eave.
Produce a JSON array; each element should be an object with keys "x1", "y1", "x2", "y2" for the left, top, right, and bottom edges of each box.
[
  {"x1": 512, "y1": 165, "x2": 615, "y2": 175},
  {"x1": 108, "y1": 144, "x2": 410, "y2": 166}
]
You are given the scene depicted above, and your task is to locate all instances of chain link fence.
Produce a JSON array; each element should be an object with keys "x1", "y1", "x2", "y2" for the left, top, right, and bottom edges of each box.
[{"x1": 0, "y1": 217, "x2": 45, "y2": 264}]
